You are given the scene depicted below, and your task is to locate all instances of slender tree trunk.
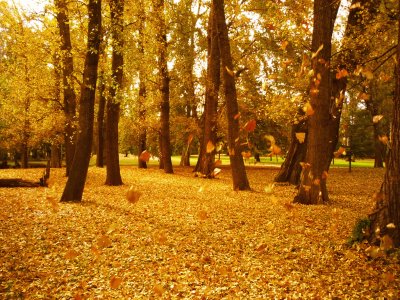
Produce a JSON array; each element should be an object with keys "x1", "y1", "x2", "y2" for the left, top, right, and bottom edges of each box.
[
  {"x1": 213, "y1": 0, "x2": 250, "y2": 190},
  {"x1": 154, "y1": 0, "x2": 173, "y2": 174},
  {"x1": 138, "y1": 9, "x2": 147, "y2": 169},
  {"x1": 96, "y1": 71, "x2": 106, "y2": 167},
  {"x1": 194, "y1": 5, "x2": 220, "y2": 177},
  {"x1": 105, "y1": 0, "x2": 124, "y2": 185},
  {"x1": 21, "y1": 142, "x2": 28, "y2": 168},
  {"x1": 61, "y1": 0, "x2": 102, "y2": 202},
  {"x1": 55, "y1": 0, "x2": 77, "y2": 176},
  {"x1": 369, "y1": 5, "x2": 400, "y2": 246},
  {"x1": 295, "y1": 0, "x2": 339, "y2": 204}
]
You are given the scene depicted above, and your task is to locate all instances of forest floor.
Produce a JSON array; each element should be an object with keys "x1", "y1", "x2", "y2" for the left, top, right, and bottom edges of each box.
[{"x1": 0, "y1": 166, "x2": 399, "y2": 299}]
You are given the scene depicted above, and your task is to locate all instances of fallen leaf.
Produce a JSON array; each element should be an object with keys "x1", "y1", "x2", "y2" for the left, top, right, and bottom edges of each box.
[
  {"x1": 153, "y1": 284, "x2": 164, "y2": 296},
  {"x1": 65, "y1": 249, "x2": 79, "y2": 260},
  {"x1": 110, "y1": 276, "x2": 123, "y2": 289},
  {"x1": 198, "y1": 210, "x2": 208, "y2": 220},
  {"x1": 97, "y1": 235, "x2": 112, "y2": 249},
  {"x1": 127, "y1": 186, "x2": 141, "y2": 204}
]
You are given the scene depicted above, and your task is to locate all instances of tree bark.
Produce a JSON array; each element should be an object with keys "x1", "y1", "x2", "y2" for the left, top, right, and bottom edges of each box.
[
  {"x1": 50, "y1": 144, "x2": 62, "y2": 168},
  {"x1": 55, "y1": 0, "x2": 77, "y2": 176},
  {"x1": 274, "y1": 110, "x2": 307, "y2": 185},
  {"x1": 138, "y1": 8, "x2": 147, "y2": 169},
  {"x1": 154, "y1": 0, "x2": 173, "y2": 174},
  {"x1": 61, "y1": 0, "x2": 102, "y2": 202},
  {"x1": 96, "y1": 71, "x2": 106, "y2": 167},
  {"x1": 295, "y1": 0, "x2": 339, "y2": 204},
  {"x1": 194, "y1": 5, "x2": 220, "y2": 177},
  {"x1": 368, "y1": 5, "x2": 400, "y2": 246},
  {"x1": 213, "y1": 0, "x2": 250, "y2": 190},
  {"x1": 105, "y1": 0, "x2": 124, "y2": 186}
]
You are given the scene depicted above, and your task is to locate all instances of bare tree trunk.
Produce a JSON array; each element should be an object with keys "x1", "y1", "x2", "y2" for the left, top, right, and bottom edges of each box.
[
  {"x1": 213, "y1": 0, "x2": 250, "y2": 190},
  {"x1": 154, "y1": 0, "x2": 173, "y2": 174},
  {"x1": 295, "y1": 0, "x2": 339, "y2": 204},
  {"x1": 194, "y1": 5, "x2": 220, "y2": 177},
  {"x1": 138, "y1": 8, "x2": 147, "y2": 169},
  {"x1": 368, "y1": 5, "x2": 400, "y2": 246},
  {"x1": 55, "y1": 0, "x2": 77, "y2": 176},
  {"x1": 96, "y1": 71, "x2": 106, "y2": 167},
  {"x1": 105, "y1": 0, "x2": 124, "y2": 186},
  {"x1": 61, "y1": 0, "x2": 102, "y2": 202},
  {"x1": 50, "y1": 144, "x2": 62, "y2": 168}
]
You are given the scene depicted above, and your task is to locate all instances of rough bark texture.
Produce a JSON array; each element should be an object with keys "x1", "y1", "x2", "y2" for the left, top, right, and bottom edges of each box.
[
  {"x1": 55, "y1": 0, "x2": 77, "y2": 176},
  {"x1": 274, "y1": 111, "x2": 307, "y2": 185},
  {"x1": 61, "y1": 0, "x2": 102, "y2": 202},
  {"x1": 368, "y1": 8, "x2": 400, "y2": 247},
  {"x1": 295, "y1": 0, "x2": 339, "y2": 204},
  {"x1": 105, "y1": 0, "x2": 124, "y2": 186},
  {"x1": 96, "y1": 72, "x2": 106, "y2": 168},
  {"x1": 213, "y1": 0, "x2": 250, "y2": 190},
  {"x1": 194, "y1": 6, "x2": 220, "y2": 177},
  {"x1": 155, "y1": 0, "x2": 173, "y2": 174},
  {"x1": 138, "y1": 9, "x2": 147, "y2": 169}
]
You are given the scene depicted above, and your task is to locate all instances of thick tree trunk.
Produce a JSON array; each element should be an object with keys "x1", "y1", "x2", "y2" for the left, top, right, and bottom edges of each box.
[
  {"x1": 295, "y1": 0, "x2": 339, "y2": 204},
  {"x1": 61, "y1": 0, "x2": 102, "y2": 202},
  {"x1": 274, "y1": 111, "x2": 307, "y2": 185},
  {"x1": 155, "y1": 0, "x2": 173, "y2": 174},
  {"x1": 194, "y1": 5, "x2": 220, "y2": 177},
  {"x1": 50, "y1": 144, "x2": 62, "y2": 168},
  {"x1": 55, "y1": 0, "x2": 77, "y2": 176},
  {"x1": 96, "y1": 71, "x2": 106, "y2": 167},
  {"x1": 369, "y1": 7, "x2": 400, "y2": 247},
  {"x1": 105, "y1": 0, "x2": 124, "y2": 186},
  {"x1": 213, "y1": 0, "x2": 250, "y2": 190}
]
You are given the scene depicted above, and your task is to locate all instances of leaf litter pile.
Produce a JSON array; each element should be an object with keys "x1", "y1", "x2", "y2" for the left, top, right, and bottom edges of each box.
[{"x1": 1, "y1": 166, "x2": 399, "y2": 299}]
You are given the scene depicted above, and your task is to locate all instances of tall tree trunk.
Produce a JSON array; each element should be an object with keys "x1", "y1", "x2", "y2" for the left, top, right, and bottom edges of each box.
[
  {"x1": 213, "y1": 0, "x2": 250, "y2": 190},
  {"x1": 295, "y1": 0, "x2": 339, "y2": 204},
  {"x1": 96, "y1": 71, "x2": 106, "y2": 167},
  {"x1": 61, "y1": 0, "x2": 102, "y2": 202},
  {"x1": 138, "y1": 8, "x2": 147, "y2": 169},
  {"x1": 274, "y1": 110, "x2": 307, "y2": 185},
  {"x1": 369, "y1": 5, "x2": 400, "y2": 246},
  {"x1": 154, "y1": 0, "x2": 173, "y2": 174},
  {"x1": 55, "y1": 0, "x2": 77, "y2": 176},
  {"x1": 105, "y1": 0, "x2": 124, "y2": 185},
  {"x1": 21, "y1": 142, "x2": 28, "y2": 168},
  {"x1": 194, "y1": 5, "x2": 220, "y2": 177},
  {"x1": 50, "y1": 144, "x2": 62, "y2": 168}
]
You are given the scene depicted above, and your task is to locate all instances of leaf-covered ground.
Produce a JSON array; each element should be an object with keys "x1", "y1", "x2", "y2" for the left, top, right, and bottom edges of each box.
[{"x1": 0, "y1": 166, "x2": 399, "y2": 299}]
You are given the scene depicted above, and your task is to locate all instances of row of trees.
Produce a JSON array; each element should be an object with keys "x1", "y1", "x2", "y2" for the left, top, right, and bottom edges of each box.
[{"x1": 0, "y1": 0, "x2": 399, "y2": 243}]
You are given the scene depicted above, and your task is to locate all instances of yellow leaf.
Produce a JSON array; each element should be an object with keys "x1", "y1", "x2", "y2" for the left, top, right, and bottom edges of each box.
[
  {"x1": 153, "y1": 284, "x2": 164, "y2": 296},
  {"x1": 386, "y1": 223, "x2": 396, "y2": 229},
  {"x1": 264, "y1": 184, "x2": 274, "y2": 194},
  {"x1": 311, "y1": 44, "x2": 324, "y2": 59},
  {"x1": 266, "y1": 221, "x2": 275, "y2": 231},
  {"x1": 362, "y1": 69, "x2": 374, "y2": 80},
  {"x1": 295, "y1": 132, "x2": 306, "y2": 143},
  {"x1": 198, "y1": 210, "x2": 208, "y2": 220},
  {"x1": 206, "y1": 140, "x2": 215, "y2": 153},
  {"x1": 225, "y1": 66, "x2": 235, "y2": 76},
  {"x1": 65, "y1": 249, "x2": 79, "y2": 260},
  {"x1": 280, "y1": 40, "x2": 289, "y2": 50},
  {"x1": 303, "y1": 102, "x2": 314, "y2": 116},
  {"x1": 255, "y1": 243, "x2": 268, "y2": 252},
  {"x1": 380, "y1": 235, "x2": 393, "y2": 251},
  {"x1": 127, "y1": 186, "x2": 141, "y2": 204},
  {"x1": 372, "y1": 115, "x2": 383, "y2": 123},
  {"x1": 110, "y1": 276, "x2": 122, "y2": 289},
  {"x1": 97, "y1": 235, "x2": 112, "y2": 249}
]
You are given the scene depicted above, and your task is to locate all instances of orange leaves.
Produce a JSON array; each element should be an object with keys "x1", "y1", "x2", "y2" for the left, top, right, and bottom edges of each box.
[
  {"x1": 127, "y1": 186, "x2": 141, "y2": 204},
  {"x1": 295, "y1": 132, "x2": 306, "y2": 143},
  {"x1": 139, "y1": 150, "x2": 151, "y2": 162},
  {"x1": 206, "y1": 140, "x2": 215, "y2": 153},
  {"x1": 110, "y1": 276, "x2": 123, "y2": 289},
  {"x1": 372, "y1": 115, "x2": 383, "y2": 124},
  {"x1": 243, "y1": 119, "x2": 256, "y2": 132},
  {"x1": 334, "y1": 146, "x2": 346, "y2": 158},
  {"x1": 197, "y1": 210, "x2": 208, "y2": 220},
  {"x1": 303, "y1": 102, "x2": 314, "y2": 116},
  {"x1": 336, "y1": 68, "x2": 349, "y2": 79},
  {"x1": 65, "y1": 249, "x2": 80, "y2": 260},
  {"x1": 379, "y1": 135, "x2": 388, "y2": 145},
  {"x1": 97, "y1": 235, "x2": 112, "y2": 249}
]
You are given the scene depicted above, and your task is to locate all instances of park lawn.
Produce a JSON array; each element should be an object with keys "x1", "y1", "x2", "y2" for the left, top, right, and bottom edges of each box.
[
  {"x1": 0, "y1": 166, "x2": 398, "y2": 299},
  {"x1": 107, "y1": 154, "x2": 376, "y2": 168}
]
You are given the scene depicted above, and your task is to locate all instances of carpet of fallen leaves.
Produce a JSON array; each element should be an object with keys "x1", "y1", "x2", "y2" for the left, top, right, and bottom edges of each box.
[{"x1": 1, "y1": 166, "x2": 399, "y2": 299}]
